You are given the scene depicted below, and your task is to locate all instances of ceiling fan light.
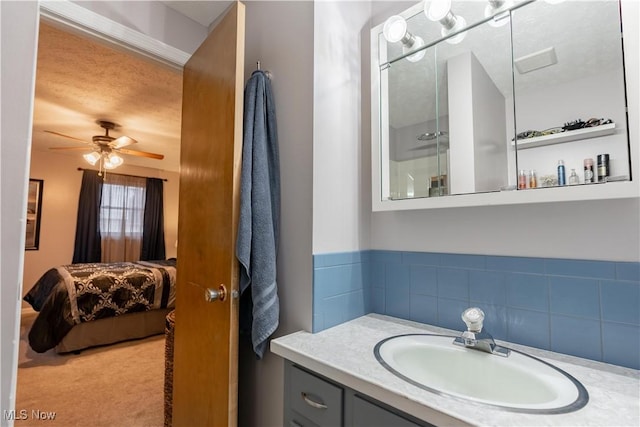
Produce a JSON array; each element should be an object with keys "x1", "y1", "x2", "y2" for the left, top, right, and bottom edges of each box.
[
  {"x1": 108, "y1": 153, "x2": 124, "y2": 167},
  {"x1": 103, "y1": 159, "x2": 117, "y2": 170},
  {"x1": 83, "y1": 151, "x2": 101, "y2": 165}
]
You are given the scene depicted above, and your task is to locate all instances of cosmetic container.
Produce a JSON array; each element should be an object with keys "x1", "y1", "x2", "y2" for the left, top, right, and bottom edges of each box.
[
  {"x1": 568, "y1": 169, "x2": 579, "y2": 185},
  {"x1": 529, "y1": 170, "x2": 537, "y2": 188},
  {"x1": 518, "y1": 170, "x2": 527, "y2": 189},
  {"x1": 584, "y1": 158, "x2": 594, "y2": 183},
  {"x1": 597, "y1": 154, "x2": 610, "y2": 182},
  {"x1": 557, "y1": 160, "x2": 566, "y2": 186}
]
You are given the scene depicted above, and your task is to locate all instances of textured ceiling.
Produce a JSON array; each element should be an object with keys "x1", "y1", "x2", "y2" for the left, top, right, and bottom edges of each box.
[{"x1": 31, "y1": 22, "x2": 183, "y2": 172}]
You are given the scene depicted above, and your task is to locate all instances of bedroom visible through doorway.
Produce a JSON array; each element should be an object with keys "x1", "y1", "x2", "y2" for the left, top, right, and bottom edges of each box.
[{"x1": 16, "y1": 14, "x2": 183, "y2": 427}]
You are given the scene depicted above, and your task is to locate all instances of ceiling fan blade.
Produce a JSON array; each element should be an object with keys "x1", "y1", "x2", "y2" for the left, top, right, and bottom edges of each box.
[
  {"x1": 44, "y1": 130, "x2": 90, "y2": 144},
  {"x1": 49, "y1": 146, "x2": 92, "y2": 151},
  {"x1": 118, "y1": 148, "x2": 164, "y2": 160},
  {"x1": 111, "y1": 135, "x2": 137, "y2": 149}
]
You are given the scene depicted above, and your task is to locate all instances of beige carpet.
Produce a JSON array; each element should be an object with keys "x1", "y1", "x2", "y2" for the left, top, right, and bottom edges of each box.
[{"x1": 15, "y1": 310, "x2": 165, "y2": 427}]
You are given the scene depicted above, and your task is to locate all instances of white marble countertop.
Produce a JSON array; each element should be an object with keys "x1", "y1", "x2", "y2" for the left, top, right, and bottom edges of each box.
[{"x1": 270, "y1": 314, "x2": 640, "y2": 427}]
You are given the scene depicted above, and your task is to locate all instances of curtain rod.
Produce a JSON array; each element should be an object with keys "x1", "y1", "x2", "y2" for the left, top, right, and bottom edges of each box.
[{"x1": 77, "y1": 167, "x2": 168, "y2": 182}]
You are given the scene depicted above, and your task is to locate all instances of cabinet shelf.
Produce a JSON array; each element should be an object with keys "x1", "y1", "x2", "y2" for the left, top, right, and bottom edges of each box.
[{"x1": 513, "y1": 123, "x2": 616, "y2": 150}]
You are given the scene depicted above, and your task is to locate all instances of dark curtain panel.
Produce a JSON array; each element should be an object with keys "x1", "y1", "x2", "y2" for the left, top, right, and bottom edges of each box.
[
  {"x1": 72, "y1": 170, "x2": 103, "y2": 263},
  {"x1": 140, "y1": 178, "x2": 166, "y2": 260}
]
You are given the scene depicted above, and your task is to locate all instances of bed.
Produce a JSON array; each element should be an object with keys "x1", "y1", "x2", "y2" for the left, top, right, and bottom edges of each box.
[{"x1": 23, "y1": 259, "x2": 176, "y2": 353}]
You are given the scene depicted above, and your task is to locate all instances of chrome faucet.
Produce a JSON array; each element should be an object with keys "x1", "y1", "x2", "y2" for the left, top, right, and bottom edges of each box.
[{"x1": 452, "y1": 307, "x2": 511, "y2": 357}]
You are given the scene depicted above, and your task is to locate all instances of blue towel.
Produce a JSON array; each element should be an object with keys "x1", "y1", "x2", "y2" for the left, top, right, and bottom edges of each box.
[{"x1": 236, "y1": 70, "x2": 280, "y2": 359}]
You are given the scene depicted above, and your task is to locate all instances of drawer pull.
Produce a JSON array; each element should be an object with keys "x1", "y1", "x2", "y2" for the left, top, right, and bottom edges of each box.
[{"x1": 301, "y1": 392, "x2": 328, "y2": 410}]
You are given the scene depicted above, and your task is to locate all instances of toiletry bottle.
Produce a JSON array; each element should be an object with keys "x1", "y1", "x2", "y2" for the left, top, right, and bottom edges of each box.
[
  {"x1": 557, "y1": 160, "x2": 566, "y2": 186},
  {"x1": 518, "y1": 169, "x2": 527, "y2": 189},
  {"x1": 584, "y1": 158, "x2": 594, "y2": 183},
  {"x1": 529, "y1": 170, "x2": 537, "y2": 188},
  {"x1": 597, "y1": 154, "x2": 610, "y2": 182},
  {"x1": 568, "y1": 168, "x2": 579, "y2": 185}
]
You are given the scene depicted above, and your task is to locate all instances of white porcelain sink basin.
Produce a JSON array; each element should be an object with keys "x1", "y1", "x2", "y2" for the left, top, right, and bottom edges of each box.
[{"x1": 374, "y1": 334, "x2": 588, "y2": 414}]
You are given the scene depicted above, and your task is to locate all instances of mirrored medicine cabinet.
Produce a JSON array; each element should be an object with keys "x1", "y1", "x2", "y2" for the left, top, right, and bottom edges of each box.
[{"x1": 371, "y1": 0, "x2": 638, "y2": 211}]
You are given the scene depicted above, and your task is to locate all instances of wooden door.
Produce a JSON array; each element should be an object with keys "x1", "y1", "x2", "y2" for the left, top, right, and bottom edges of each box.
[{"x1": 172, "y1": 2, "x2": 245, "y2": 426}]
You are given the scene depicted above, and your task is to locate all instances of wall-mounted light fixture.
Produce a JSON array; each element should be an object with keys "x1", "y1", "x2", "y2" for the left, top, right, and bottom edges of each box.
[
  {"x1": 382, "y1": 15, "x2": 426, "y2": 62},
  {"x1": 484, "y1": 0, "x2": 513, "y2": 28},
  {"x1": 425, "y1": 0, "x2": 467, "y2": 44}
]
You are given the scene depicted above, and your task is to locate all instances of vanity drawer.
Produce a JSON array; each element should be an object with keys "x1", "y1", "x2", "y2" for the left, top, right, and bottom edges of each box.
[
  {"x1": 351, "y1": 395, "x2": 422, "y2": 427},
  {"x1": 288, "y1": 411, "x2": 321, "y2": 427},
  {"x1": 290, "y1": 365, "x2": 343, "y2": 426}
]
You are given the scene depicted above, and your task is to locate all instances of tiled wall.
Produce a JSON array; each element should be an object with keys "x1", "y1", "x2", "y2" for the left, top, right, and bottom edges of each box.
[{"x1": 313, "y1": 250, "x2": 640, "y2": 370}]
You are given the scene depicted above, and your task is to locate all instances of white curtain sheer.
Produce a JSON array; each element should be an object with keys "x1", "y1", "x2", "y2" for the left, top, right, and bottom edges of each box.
[{"x1": 100, "y1": 174, "x2": 146, "y2": 262}]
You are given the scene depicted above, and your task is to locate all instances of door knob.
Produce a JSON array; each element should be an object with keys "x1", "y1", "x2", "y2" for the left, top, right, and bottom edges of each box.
[{"x1": 205, "y1": 285, "x2": 227, "y2": 302}]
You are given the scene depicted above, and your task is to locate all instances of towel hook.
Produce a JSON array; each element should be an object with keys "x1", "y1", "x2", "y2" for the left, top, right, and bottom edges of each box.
[{"x1": 256, "y1": 60, "x2": 272, "y2": 79}]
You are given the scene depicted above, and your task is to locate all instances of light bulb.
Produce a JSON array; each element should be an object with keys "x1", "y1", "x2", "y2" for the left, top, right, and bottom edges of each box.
[
  {"x1": 83, "y1": 151, "x2": 101, "y2": 165},
  {"x1": 426, "y1": 0, "x2": 452, "y2": 22},
  {"x1": 442, "y1": 15, "x2": 467, "y2": 44},
  {"x1": 383, "y1": 15, "x2": 408, "y2": 43},
  {"x1": 108, "y1": 153, "x2": 123, "y2": 167},
  {"x1": 405, "y1": 36, "x2": 426, "y2": 62}
]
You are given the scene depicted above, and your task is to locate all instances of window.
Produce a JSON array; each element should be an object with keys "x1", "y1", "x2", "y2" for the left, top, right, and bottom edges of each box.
[
  {"x1": 100, "y1": 174, "x2": 147, "y2": 262},
  {"x1": 73, "y1": 170, "x2": 166, "y2": 264},
  {"x1": 100, "y1": 183, "x2": 145, "y2": 236}
]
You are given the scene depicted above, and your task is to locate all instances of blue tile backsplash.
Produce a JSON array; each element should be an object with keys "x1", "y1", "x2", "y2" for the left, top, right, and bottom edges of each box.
[{"x1": 313, "y1": 250, "x2": 640, "y2": 370}]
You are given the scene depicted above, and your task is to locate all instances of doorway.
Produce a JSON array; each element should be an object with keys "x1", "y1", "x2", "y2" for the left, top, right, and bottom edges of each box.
[{"x1": 16, "y1": 7, "x2": 184, "y2": 426}]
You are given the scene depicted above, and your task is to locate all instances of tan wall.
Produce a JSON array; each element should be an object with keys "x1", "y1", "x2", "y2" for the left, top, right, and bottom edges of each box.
[{"x1": 22, "y1": 149, "x2": 179, "y2": 299}]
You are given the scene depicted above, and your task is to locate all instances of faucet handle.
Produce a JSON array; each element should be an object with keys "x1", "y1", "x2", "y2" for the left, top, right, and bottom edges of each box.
[{"x1": 462, "y1": 307, "x2": 485, "y2": 332}]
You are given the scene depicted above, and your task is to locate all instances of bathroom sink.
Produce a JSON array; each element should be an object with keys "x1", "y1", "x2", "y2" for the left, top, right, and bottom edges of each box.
[{"x1": 374, "y1": 334, "x2": 588, "y2": 414}]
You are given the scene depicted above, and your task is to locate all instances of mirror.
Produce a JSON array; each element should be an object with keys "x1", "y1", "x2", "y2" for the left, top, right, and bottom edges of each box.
[
  {"x1": 373, "y1": 0, "x2": 630, "y2": 204},
  {"x1": 511, "y1": 0, "x2": 629, "y2": 187}
]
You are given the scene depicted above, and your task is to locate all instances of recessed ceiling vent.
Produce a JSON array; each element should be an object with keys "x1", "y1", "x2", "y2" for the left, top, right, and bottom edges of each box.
[{"x1": 514, "y1": 47, "x2": 558, "y2": 74}]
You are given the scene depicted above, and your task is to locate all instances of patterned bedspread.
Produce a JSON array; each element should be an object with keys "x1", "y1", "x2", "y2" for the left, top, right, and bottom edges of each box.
[{"x1": 23, "y1": 259, "x2": 176, "y2": 353}]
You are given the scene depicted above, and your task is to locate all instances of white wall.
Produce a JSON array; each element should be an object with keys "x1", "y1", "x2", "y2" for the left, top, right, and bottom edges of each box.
[
  {"x1": 22, "y1": 150, "x2": 179, "y2": 298},
  {"x1": 70, "y1": 0, "x2": 207, "y2": 53},
  {"x1": 312, "y1": 1, "x2": 372, "y2": 254},
  {"x1": 0, "y1": 2, "x2": 40, "y2": 423},
  {"x1": 239, "y1": 2, "x2": 314, "y2": 426},
  {"x1": 239, "y1": 1, "x2": 375, "y2": 423},
  {"x1": 369, "y1": 0, "x2": 640, "y2": 263},
  {"x1": 470, "y1": 53, "x2": 508, "y2": 192},
  {"x1": 448, "y1": 52, "x2": 477, "y2": 194}
]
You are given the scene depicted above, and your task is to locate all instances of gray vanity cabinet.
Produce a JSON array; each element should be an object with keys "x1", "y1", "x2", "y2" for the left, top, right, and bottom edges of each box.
[
  {"x1": 348, "y1": 395, "x2": 424, "y2": 427},
  {"x1": 284, "y1": 361, "x2": 432, "y2": 427},
  {"x1": 287, "y1": 362, "x2": 343, "y2": 426}
]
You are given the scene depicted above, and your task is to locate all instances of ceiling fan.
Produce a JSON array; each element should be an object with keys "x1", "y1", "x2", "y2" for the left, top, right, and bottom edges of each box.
[{"x1": 46, "y1": 120, "x2": 164, "y2": 171}]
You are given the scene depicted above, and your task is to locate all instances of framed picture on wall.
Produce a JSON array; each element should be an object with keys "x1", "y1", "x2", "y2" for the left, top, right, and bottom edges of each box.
[{"x1": 25, "y1": 179, "x2": 44, "y2": 250}]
